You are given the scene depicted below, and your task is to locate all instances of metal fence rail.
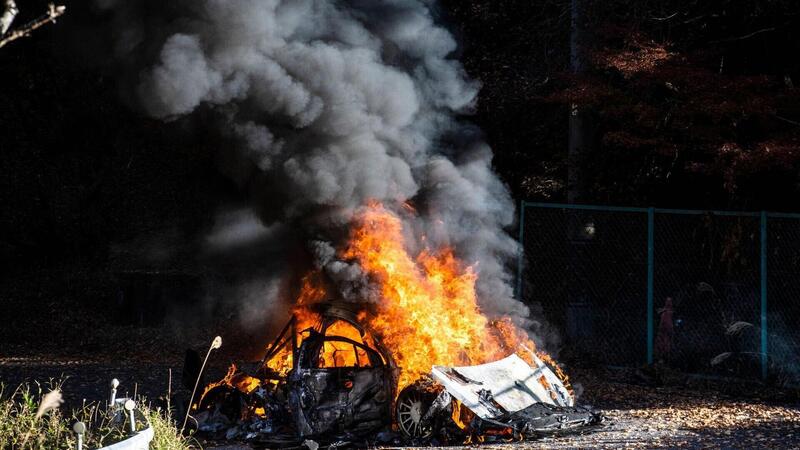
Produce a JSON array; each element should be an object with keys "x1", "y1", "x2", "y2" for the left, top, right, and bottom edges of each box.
[{"x1": 517, "y1": 202, "x2": 800, "y2": 385}]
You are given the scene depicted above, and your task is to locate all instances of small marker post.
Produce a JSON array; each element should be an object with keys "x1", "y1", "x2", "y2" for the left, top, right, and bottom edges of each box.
[
  {"x1": 124, "y1": 399, "x2": 136, "y2": 434},
  {"x1": 72, "y1": 421, "x2": 86, "y2": 450},
  {"x1": 109, "y1": 378, "x2": 120, "y2": 408}
]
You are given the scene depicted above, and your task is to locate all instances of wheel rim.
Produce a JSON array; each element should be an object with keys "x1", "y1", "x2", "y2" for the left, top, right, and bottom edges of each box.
[{"x1": 396, "y1": 390, "x2": 432, "y2": 438}]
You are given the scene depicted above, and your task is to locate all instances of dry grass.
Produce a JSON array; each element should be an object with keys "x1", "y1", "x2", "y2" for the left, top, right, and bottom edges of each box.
[
  {"x1": 0, "y1": 380, "x2": 197, "y2": 449},
  {"x1": 145, "y1": 400, "x2": 199, "y2": 450},
  {"x1": 0, "y1": 380, "x2": 74, "y2": 449}
]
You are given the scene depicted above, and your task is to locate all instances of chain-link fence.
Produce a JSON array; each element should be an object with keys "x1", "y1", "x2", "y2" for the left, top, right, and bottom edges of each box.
[
  {"x1": 767, "y1": 215, "x2": 800, "y2": 386},
  {"x1": 517, "y1": 203, "x2": 800, "y2": 385}
]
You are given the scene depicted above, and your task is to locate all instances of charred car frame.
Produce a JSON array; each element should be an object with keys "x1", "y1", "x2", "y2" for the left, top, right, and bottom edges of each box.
[{"x1": 191, "y1": 302, "x2": 600, "y2": 445}]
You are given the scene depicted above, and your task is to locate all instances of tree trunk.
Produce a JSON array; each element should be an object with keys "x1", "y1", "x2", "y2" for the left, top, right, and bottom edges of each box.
[
  {"x1": 566, "y1": 0, "x2": 595, "y2": 349},
  {"x1": 567, "y1": 0, "x2": 590, "y2": 204}
]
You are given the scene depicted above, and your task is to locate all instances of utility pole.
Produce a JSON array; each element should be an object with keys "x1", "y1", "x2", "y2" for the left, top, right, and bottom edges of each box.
[
  {"x1": 568, "y1": 0, "x2": 588, "y2": 203},
  {"x1": 566, "y1": 0, "x2": 594, "y2": 350}
]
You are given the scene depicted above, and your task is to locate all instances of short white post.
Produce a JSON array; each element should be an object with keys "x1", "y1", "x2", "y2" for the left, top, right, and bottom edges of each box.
[
  {"x1": 109, "y1": 378, "x2": 120, "y2": 408},
  {"x1": 124, "y1": 399, "x2": 136, "y2": 434},
  {"x1": 73, "y1": 421, "x2": 86, "y2": 450}
]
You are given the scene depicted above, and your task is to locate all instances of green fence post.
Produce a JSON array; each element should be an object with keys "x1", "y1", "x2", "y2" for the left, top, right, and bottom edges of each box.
[
  {"x1": 516, "y1": 201, "x2": 526, "y2": 300},
  {"x1": 761, "y1": 211, "x2": 768, "y2": 380},
  {"x1": 647, "y1": 207, "x2": 654, "y2": 365}
]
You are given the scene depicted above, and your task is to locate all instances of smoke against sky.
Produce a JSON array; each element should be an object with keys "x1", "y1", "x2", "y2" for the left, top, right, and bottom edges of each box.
[{"x1": 100, "y1": 0, "x2": 529, "y2": 331}]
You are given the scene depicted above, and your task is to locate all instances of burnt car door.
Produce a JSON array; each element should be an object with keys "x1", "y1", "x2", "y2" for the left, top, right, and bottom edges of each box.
[{"x1": 288, "y1": 332, "x2": 395, "y2": 437}]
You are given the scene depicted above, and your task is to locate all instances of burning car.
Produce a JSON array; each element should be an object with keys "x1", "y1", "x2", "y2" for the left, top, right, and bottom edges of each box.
[
  {"x1": 192, "y1": 302, "x2": 600, "y2": 445},
  {"x1": 190, "y1": 204, "x2": 602, "y2": 445}
]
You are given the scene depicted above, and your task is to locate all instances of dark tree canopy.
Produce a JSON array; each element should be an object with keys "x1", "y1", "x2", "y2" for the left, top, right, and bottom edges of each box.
[{"x1": 442, "y1": 0, "x2": 800, "y2": 210}]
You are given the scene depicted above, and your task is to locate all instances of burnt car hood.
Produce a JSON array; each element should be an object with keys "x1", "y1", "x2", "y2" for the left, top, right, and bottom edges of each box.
[{"x1": 430, "y1": 352, "x2": 574, "y2": 420}]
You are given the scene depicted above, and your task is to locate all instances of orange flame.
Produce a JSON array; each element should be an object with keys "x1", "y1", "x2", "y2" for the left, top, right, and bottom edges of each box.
[
  {"x1": 258, "y1": 201, "x2": 569, "y2": 394},
  {"x1": 262, "y1": 275, "x2": 326, "y2": 376},
  {"x1": 198, "y1": 364, "x2": 262, "y2": 409},
  {"x1": 342, "y1": 202, "x2": 563, "y2": 390}
]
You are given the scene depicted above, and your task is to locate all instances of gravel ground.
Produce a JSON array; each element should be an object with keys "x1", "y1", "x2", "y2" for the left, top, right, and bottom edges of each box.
[
  {"x1": 2, "y1": 356, "x2": 799, "y2": 449},
  {"x1": 519, "y1": 382, "x2": 800, "y2": 449}
]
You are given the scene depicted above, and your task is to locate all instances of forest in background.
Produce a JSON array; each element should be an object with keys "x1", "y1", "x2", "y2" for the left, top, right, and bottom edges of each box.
[
  {"x1": 1, "y1": 1, "x2": 799, "y2": 350},
  {"x1": 2, "y1": 0, "x2": 800, "y2": 270},
  {"x1": 442, "y1": 0, "x2": 800, "y2": 209}
]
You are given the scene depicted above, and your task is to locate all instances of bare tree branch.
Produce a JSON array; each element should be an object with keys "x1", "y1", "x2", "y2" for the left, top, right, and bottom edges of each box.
[
  {"x1": 0, "y1": 3, "x2": 65, "y2": 49},
  {"x1": 710, "y1": 27, "x2": 777, "y2": 44},
  {"x1": 773, "y1": 114, "x2": 800, "y2": 128},
  {"x1": 0, "y1": 0, "x2": 19, "y2": 36},
  {"x1": 649, "y1": 12, "x2": 679, "y2": 21}
]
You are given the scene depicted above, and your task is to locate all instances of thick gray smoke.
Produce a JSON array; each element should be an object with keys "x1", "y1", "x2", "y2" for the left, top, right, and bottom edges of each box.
[{"x1": 101, "y1": 0, "x2": 528, "y2": 327}]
